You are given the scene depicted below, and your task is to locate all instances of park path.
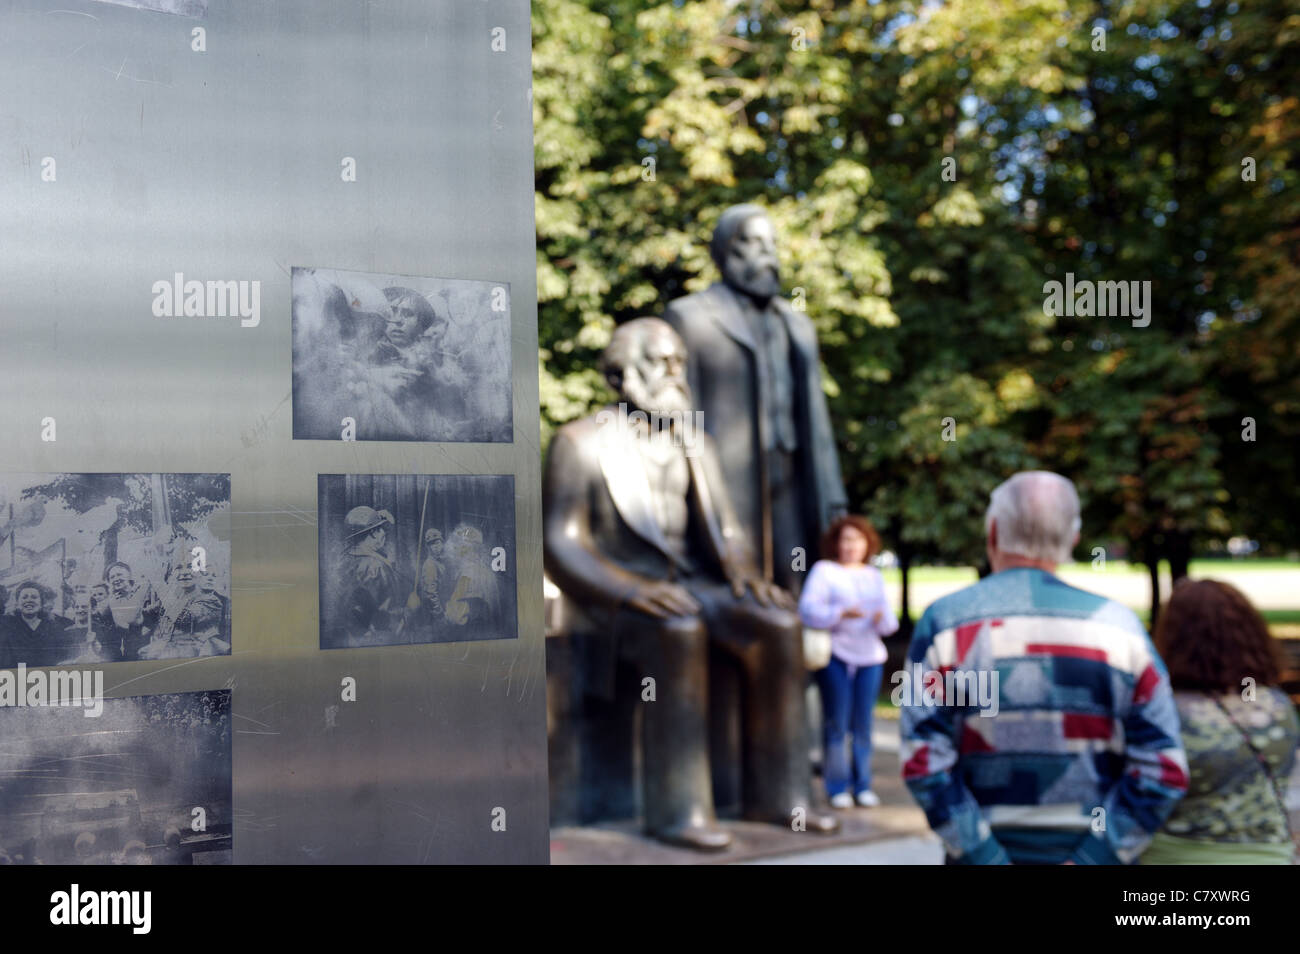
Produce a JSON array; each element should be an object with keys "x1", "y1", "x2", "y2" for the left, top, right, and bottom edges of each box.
[{"x1": 742, "y1": 718, "x2": 1300, "y2": 866}]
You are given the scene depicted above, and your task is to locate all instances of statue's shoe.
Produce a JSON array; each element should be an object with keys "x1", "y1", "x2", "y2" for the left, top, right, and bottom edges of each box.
[
  {"x1": 652, "y1": 822, "x2": 733, "y2": 852},
  {"x1": 801, "y1": 809, "x2": 840, "y2": 834}
]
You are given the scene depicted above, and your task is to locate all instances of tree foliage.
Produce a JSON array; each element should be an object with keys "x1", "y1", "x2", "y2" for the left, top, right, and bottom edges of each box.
[{"x1": 532, "y1": 0, "x2": 1299, "y2": 615}]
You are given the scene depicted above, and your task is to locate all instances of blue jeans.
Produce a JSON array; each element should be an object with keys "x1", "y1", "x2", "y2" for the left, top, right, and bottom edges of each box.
[{"x1": 816, "y1": 656, "x2": 883, "y2": 797}]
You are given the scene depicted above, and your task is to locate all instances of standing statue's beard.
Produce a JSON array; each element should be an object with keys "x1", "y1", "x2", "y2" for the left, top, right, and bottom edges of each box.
[
  {"x1": 723, "y1": 255, "x2": 782, "y2": 301},
  {"x1": 623, "y1": 374, "x2": 694, "y2": 419}
]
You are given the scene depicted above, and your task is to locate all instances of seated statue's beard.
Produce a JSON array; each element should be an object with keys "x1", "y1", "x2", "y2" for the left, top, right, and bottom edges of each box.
[
  {"x1": 626, "y1": 379, "x2": 692, "y2": 418},
  {"x1": 654, "y1": 383, "x2": 693, "y2": 416}
]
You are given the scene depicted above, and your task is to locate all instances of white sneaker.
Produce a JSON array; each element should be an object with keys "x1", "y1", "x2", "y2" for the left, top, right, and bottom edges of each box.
[
  {"x1": 855, "y1": 790, "x2": 881, "y2": 807},
  {"x1": 829, "y1": 792, "x2": 854, "y2": 809}
]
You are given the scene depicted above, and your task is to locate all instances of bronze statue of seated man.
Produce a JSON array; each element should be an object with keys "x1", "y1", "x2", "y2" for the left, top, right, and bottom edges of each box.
[{"x1": 543, "y1": 317, "x2": 838, "y2": 850}]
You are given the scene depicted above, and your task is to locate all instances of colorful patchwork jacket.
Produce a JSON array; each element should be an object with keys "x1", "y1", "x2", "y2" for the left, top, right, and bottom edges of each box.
[{"x1": 899, "y1": 567, "x2": 1188, "y2": 864}]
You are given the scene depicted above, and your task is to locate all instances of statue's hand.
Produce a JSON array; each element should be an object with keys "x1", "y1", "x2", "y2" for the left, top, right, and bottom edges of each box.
[
  {"x1": 731, "y1": 576, "x2": 795, "y2": 611},
  {"x1": 626, "y1": 581, "x2": 701, "y2": 619},
  {"x1": 772, "y1": 585, "x2": 797, "y2": 611}
]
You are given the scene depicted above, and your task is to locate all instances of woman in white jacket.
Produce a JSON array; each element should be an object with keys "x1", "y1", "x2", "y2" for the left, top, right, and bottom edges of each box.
[{"x1": 798, "y1": 515, "x2": 899, "y2": 808}]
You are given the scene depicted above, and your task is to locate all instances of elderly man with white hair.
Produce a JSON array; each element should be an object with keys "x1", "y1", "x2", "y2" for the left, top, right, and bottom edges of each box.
[{"x1": 899, "y1": 471, "x2": 1188, "y2": 865}]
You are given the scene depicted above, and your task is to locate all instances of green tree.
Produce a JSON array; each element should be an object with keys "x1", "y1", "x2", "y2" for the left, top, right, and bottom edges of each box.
[{"x1": 531, "y1": 0, "x2": 1299, "y2": 624}]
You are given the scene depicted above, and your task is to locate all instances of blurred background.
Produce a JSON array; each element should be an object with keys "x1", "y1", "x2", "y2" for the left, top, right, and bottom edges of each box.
[{"x1": 531, "y1": 0, "x2": 1299, "y2": 656}]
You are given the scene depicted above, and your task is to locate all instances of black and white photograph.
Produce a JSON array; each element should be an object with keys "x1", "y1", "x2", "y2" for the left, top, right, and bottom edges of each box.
[
  {"x1": 0, "y1": 473, "x2": 232, "y2": 667},
  {"x1": 0, "y1": 689, "x2": 232, "y2": 865},
  {"x1": 318, "y1": 474, "x2": 517, "y2": 650},
  {"x1": 292, "y1": 267, "x2": 514, "y2": 444}
]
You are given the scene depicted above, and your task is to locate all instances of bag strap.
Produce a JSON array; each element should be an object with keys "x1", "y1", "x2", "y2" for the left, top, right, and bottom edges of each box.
[{"x1": 1207, "y1": 693, "x2": 1295, "y2": 842}]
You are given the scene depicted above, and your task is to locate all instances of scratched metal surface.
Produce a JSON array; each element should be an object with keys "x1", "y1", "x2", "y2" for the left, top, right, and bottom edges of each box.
[{"x1": 0, "y1": 0, "x2": 548, "y2": 863}]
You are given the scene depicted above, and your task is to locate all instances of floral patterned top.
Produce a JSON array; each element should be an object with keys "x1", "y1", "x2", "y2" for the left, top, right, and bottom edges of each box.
[{"x1": 1160, "y1": 687, "x2": 1299, "y2": 844}]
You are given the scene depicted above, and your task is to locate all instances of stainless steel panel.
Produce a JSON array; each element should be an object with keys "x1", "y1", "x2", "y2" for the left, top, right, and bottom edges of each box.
[{"x1": 0, "y1": 0, "x2": 547, "y2": 863}]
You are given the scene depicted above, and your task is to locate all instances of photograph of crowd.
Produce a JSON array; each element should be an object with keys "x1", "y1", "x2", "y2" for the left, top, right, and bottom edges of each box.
[
  {"x1": 0, "y1": 473, "x2": 232, "y2": 668},
  {"x1": 0, "y1": 689, "x2": 232, "y2": 865},
  {"x1": 291, "y1": 266, "x2": 513, "y2": 443},
  {"x1": 318, "y1": 474, "x2": 517, "y2": 650}
]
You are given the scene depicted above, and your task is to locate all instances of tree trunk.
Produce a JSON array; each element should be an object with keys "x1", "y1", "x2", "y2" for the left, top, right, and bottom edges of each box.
[
  {"x1": 898, "y1": 547, "x2": 914, "y2": 640},
  {"x1": 1168, "y1": 533, "x2": 1191, "y2": 586},
  {"x1": 1147, "y1": 557, "x2": 1161, "y2": 631}
]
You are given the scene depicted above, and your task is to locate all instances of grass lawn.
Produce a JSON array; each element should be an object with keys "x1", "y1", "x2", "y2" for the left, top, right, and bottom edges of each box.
[
  {"x1": 879, "y1": 566, "x2": 977, "y2": 584},
  {"x1": 880, "y1": 558, "x2": 1300, "y2": 585},
  {"x1": 1188, "y1": 558, "x2": 1300, "y2": 571},
  {"x1": 1133, "y1": 609, "x2": 1300, "y2": 637}
]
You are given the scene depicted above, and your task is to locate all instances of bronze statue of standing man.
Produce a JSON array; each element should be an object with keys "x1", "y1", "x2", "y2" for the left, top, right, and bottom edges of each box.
[{"x1": 664, "y1": 205, "x2": 847, "y2": 592}]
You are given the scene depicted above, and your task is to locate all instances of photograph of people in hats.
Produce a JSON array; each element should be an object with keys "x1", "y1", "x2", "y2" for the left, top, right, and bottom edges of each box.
[
  {"x1": 317, "y1": 474, "x2": 516, "y2": 650},
  {"x1": 291, "y1": 266, "x2": 513, "y2": 443}
]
